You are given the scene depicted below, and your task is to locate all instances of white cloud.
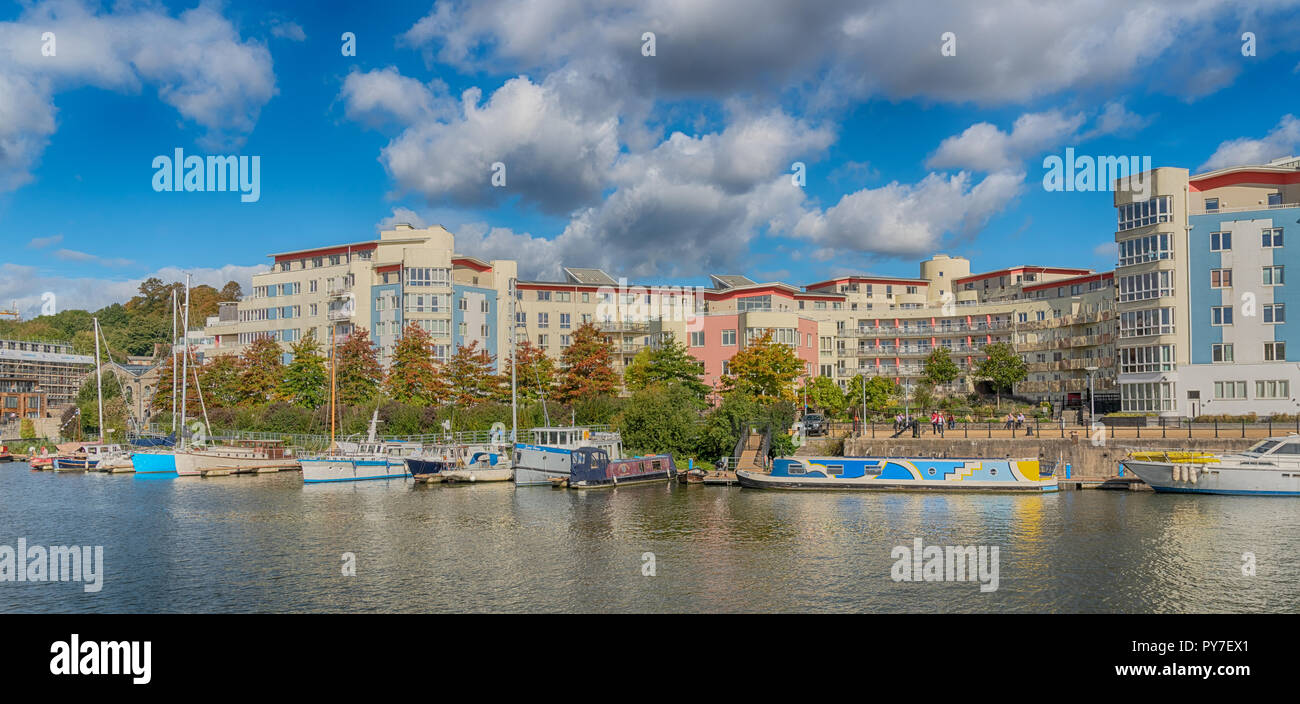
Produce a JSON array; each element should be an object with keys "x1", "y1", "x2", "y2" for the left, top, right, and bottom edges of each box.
[
  {"x1": 375, "y1": 207, "x2": 428, "y2": 231},
  {"x1": 0, "y1": 1, "x2": 276, "y2": 189},
  {"x1": 1198, "y1": 115, "x2": 1300, "y2": 172},
  {"x1": 26, "y1": 234, "x2": 63, "y2": 249},
  {"x1": 0, "y1": 262, "x2": 267, "y2": 320},
  {"x1": 793, "y1": 170, "x2": 1024, "y2": 256},
  {"x1": 928, "y1": 110, "x2": 1086, "y2": 173},
  {"x1": 339, "y1": 67, "x2": 449, "y2": 128},
  {"x1": 53, "y1": 249, "x2": 133, "y2": 267},
  {"x1": 270, "y1": 20, "x2": 306, "y2": 42}
]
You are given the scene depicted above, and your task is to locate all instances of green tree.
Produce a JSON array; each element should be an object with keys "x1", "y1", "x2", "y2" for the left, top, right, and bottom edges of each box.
[
  {"x1": 199, "y1": 354, "x2": 242, "y2": 408},
  {"x1": 556, "y1": 323, "x2": 619, "y2": 403},
  {"x1": 281, "y1": 331, "x2": 328, "y2": 408},
  {"x1": 720, "y1": 329, "x2": 803, "y2": 401},
  {"x1": 443, "y1": 341, "x2": 496, "y2": 406},
  {"x1": 846, "y1": 374, "x2": 897, "y2": 417},
  {"x1": 922, "y1": 347, "x2": 961, "y2": 388},
  {"x1": 613, "y1": 382, "x2": 702, "y2": 458},
  {"x1": 237, "y1": 336, "x2": 285, "y2": 406},
  {"x1": 20, "y1": 418, "x2": 35, "y2": 439},
  {"x1": 696, "y1": 391, "x2": 759, "y2": 463},
  {"x1": 334, "y1": 329, "x2": 382, "y2": 405},
  {"x1": 384, "y1": 324, "x2": 444, "y2": 405},
  {"x1": 623, "y1": 334, "x2": 709, "y2": 401},
  {"x1": 973, "y1": 342, "x2": 1027, "y2": 409},
  {"x1": 802, "y1": 375, "x2": 846, "y2": 417}
]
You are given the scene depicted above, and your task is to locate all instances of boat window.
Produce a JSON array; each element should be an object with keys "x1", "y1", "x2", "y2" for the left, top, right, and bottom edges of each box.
[
  {"x1": 1271, "y1": 442, "x2": 1300, "y2": 455},
  {"x1": 824, "y1": 464, "x2": 844, "y2": 476},
  {"x1": 788, "y1": 462, "x2": 806, "y2": 475},
  {"x1": 1247, "y1": 440, "x2": 1280, "y2": 454},
  {"x1": 652, "y1": 460, "x2": 661, "y2": 470}
]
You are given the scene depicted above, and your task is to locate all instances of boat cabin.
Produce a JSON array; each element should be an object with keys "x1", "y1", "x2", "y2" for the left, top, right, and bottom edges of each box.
[{"x1": 1243, "y1": 436, "x2": 1300, "y2": 457}]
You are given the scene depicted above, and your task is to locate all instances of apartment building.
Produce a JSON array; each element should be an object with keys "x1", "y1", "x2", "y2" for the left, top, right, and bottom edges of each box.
[
  {"x1": 0, "y1": 338, "x2": 94, "y2": 414},
  {"x1": 206, "y1": 225, "x2": 514, "y2": 370},
  {"x1": 1115, "y1": 156, "x2": 1300, "y2": 417}
]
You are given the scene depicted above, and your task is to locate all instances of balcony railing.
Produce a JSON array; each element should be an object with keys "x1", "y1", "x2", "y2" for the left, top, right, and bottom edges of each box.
[{"x1": 848, "y1": 320, "x2": 1014, "y2": 337}]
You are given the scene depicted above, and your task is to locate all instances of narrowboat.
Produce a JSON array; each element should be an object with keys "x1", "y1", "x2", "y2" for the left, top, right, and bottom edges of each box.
[
  {"x1": 564, "y1": 448, "x2": 676, "y2": 489},
  {"x1": 737, "y1": 456, "x2": 1058, "y2": 492},
  {"x1": 1121, "y1": 436, "x2": 1300, "y2": 495},
  {"x1": 512, "y1": 426, "x2": 623, "y2": 486}
]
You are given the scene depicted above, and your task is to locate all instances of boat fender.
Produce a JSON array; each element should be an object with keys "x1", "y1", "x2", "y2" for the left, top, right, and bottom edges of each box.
[{"x1": 1190, "y1": 466, "x2": 1198, "y2": 484}]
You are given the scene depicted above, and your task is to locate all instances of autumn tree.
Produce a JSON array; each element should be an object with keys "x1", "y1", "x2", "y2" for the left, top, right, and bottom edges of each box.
[
  {"x1": 237, "y1": 336, "x2": 285, "y2": 405},
  {"x1": 281, "y1": 331, "x2": 328, "y2": 408},
  {"x1": 556, "y1": 323, "x2": 619, "y2": 403},
  {"x1": 719, "y1": 329, "x2": 803, "y2": 402},
  {"x1": 199, "y1": 354, "x2": 242, "y2": 408},
  {"x1": 443, "y1": 340, "x2": 496, "y2": 406},
  {"x1": 499, "y1": 340, "x2": 556, "y2": 403},
  {"x1": 334, "y1": 329, "x2": 383, "y2": 405},
  {"x1": 623, "y1": 334, "x2": 709, "y2": 401},
  {"x1": 384, "y1": 324, "x2": 445, "y2": 405}
]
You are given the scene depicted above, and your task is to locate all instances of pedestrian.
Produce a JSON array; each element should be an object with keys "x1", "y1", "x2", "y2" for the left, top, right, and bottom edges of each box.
[{"x1": 1016, "y1": 412, "x2": 1026, "y2": 429}]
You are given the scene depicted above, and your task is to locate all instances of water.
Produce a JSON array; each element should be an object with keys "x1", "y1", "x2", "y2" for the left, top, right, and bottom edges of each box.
[{"x1": 2, "y1": 467, "x2": 1297, "y2": 613}]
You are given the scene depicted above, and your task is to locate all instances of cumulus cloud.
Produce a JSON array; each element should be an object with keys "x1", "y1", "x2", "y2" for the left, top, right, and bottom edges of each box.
[
  {"x1": 339, "y1": 66, "x2": 450, "y2": 128},
  {"x1": 928, "y1": 110, "x2": 1086, "y2": 173},
  {"x1": 793, "y1": 171, "x2": 1024, "y2": 256},
  {"x1": 0, "y1": 1, "x2": 276, "y2": 189},
  {"x1": 26, "y1": 234, "x2": 63, "y2": 249},
  {"x1": 1198, "y1": 115, "x2": 1300, "y2": 172},
  {"x1": 0, "y1": 262, "x2": 266, "y2": 320},
  {"x1": 270, "y1": 20, "x2": 306, "y2": 42}
]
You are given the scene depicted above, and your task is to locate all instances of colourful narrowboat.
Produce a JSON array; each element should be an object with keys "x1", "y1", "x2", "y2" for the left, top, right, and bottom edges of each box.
[{"x1": 737, "y1": 456, "x2": 1057, "y2": 492}]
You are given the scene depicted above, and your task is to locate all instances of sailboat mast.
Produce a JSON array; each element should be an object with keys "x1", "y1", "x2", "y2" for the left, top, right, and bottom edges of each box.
[
  {"x1": 171, "y1": 289, "x2": 177, "y2": 436},
  {"x1": 329, "y1": 321, "x2": 336, "y2": 451},
  {"x1": 93, "y1": 317, "x2": 104, "y2": 444},
  {"x1": 179, "y1": 274, "x2": 190, "y2": 450},
  {"x1": 509, "y1": 277, "x2": 517, "y2": 444}
]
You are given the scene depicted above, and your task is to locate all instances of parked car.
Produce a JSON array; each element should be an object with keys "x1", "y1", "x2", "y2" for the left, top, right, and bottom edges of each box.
[{"x1": 802, "y1": 413, "x2": 827, "y2": 437}]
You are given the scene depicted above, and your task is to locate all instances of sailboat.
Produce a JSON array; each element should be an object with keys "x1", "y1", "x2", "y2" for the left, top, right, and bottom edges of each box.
[
  {"x1": 132, "y1": 282, "x2": 187, "y2": 474},
  {"x1": 299, "y1": 316, "x2": 413, "y2": 483},
  {"x1": 55, "y1": 317, "x2": 133, "y2": 471}
]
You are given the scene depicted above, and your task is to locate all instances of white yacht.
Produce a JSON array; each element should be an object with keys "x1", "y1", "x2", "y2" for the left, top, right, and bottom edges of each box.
[
  {"x1": 299, "y1": 411, "x2": 420, "y2": 484},
  {"x1": 512, "y1": 426, "x2": 623, "y2": 486},
  {"x1": 1122, "y1": 436, "x2": 1300, "y2": 496}
]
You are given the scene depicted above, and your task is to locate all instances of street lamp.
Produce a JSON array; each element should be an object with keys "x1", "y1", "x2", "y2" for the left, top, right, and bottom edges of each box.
[{"x1": 1084, "y1": 366, "x2": 1099, "y2": 424}]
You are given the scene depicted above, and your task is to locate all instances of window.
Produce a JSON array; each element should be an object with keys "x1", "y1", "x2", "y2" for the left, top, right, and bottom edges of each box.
[
  {"x1": 722, "y1": 329, "x2": 736, "y2": 346},
  {"x1": 1210, "y1": 269, "x2": 1232, "y2": 288},
  {"x1": 1121, "y1": 382, "x2": 1176, "y2": 412},
  {"x1": 1256, "y1": 380, "x2": 1290, "y2": 399},
  {"x1": 1205, "y1": 197, "x2": 1219, "y2": 212},
  {"x1": 1120, "y1": 308, "x2": 1175, "y2": 337},
  {"x1": 537, "y1": 291, "x2": 552, "y2": 302},
  {"x1": 1263, "y1": 228, "x2": 1284, "y2": 248},
  {"x1": 556, "y1": 292, "x2": 571, "y2": 302},
  {"x1": 1212, "y1": 343, "x2": 1233, "y2": 363},
  {"x1": 1117, "y1": 196, "x2": 1173, "y2": 231},
  {"x1": 1119, "y1": 270, "x2": 1174, "y2": 301},
  {"x1": 537, "y1": 334, "x2": 548, "y2": 347},
  {"x1": 1211, "y1": 306, "x2": 1233, "y2": 326},
  {"x1": 1269, "y1": 192, "x2": 1283, "y2": 206},
  {"x1": 1263, "y1": 265, "x2": 1285, "y2": 286},
  {"x1": 689, "y1": 331, "x2": 704, "y2": 347},
  {"x1": 560, "y1": 313, "x2": 571, "y2": 329},
  {"x1": 1214, "y1": 381, "x2": 1247, "y2": 399},
  {"x1": 1118, "y1": 233, "x2": 1172, "y2": 266},
  {"x1": 1264, "y1": 304, "x2": 1286, "y2": 324},
  {"x1": 406, "y1": 267, "x2": 449, "y2": 287},
  {"x1": 560, "y1": 335, "x2": 572, "y2": 347},
  {"x1": 537, "y1": 312, "x2": 549, "y2": 328},
  {"x1": 1264, "y1": 341, "x2": 1286, "y2": 361},
  {"x1": 1121, "y1": 345, "x2": 1176, "y2": 373},
  {"x1": 1211, "y1": 232, "x2": 1231, "y2": 251}
]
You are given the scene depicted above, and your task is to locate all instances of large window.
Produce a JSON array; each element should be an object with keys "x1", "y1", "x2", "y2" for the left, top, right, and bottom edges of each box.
[
  {"x1": 404, "y1": 293, "x2": 450, "y2": 313},
  {"x1": 1211, "y1": 343, "x2": 1233, "y2": 363},
  {"x1": 1256, "y1": 380, "x2": 1289, "y2": 399},
  {"x1": 1211, "y1": 231, "x2": 1231, "y2": 251},
  {"x1": 1120, "y1": 345, "x2": 1176, "y2": 373},
  {"x1": 405, "y1": 267, "x2": 449, "y2": 287},
  {"x1": 1263, "y1": 265, "x2": 1285, "y2": 286},
  {"x1": 1119, "y1": 271, "x2": 1174, "y2": 301},
  {"x1": 1120, "y1": 308, "x2": 1175, "y2": 337},
  {"x1": 1264, "y1": 341, "x2": 1286, "y2": 361},
  {"x1": 737, "y1": 295, "x2": 772, "y2": 312},
  {"x1": 1117, "y1": 196, "x2": 1172, "y2": 232},
  {"x1": 1264, "y1": 304, "x2": 1286, "y2": 324},
  {"x1": 1210, "y1": 269, "x2": 1232, "y2": 288},
  {"x1": 1121, "y1": 382, "x2": 1175, "y2": 412},
  {"x1": 1214, "y1": 381, "x2": 1247, "y2": 400},
  {"x1": 1118, "y1": 233, "x2": 1172, "y2": 266},
  {"x1": 1263, "y1": 228, "x2": 1284, "y2": 248},
  {"x1": 1211, "y1": 306, "x2": 1233, "y2": 326}
]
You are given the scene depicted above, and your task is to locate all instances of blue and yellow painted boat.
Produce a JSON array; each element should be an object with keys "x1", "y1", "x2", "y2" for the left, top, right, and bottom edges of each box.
[{"x1": 737, "y1": 456, "x2": 1058, "y2": 492}]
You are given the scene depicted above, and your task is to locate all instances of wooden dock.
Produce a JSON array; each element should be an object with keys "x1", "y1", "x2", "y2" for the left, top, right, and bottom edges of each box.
[
  {"x1": 701, "y1": 471, "x2": 739, "y2": 486},
  {"x1": 1057, "y1": 476, "x2": 1151, "y2": 491},
  {"x1": 414, "y1": 473, "x2": 445, "y2": 484}
]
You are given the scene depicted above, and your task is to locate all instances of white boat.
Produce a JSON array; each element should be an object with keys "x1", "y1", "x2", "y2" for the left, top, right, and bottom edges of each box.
[
  {"x1": 442, "y1": 450, "x2": 514, "y2": 483},
  {"x1": 300, "y1": 411, "x2": 418, "y2": 484},
  {"x1": 1122, "y1": 436, "x2": 1300, "y2": 496},
  {"x1": 512, "y1": 426, "x2": 623, "y2": 486},
  {"x1": 174, "y1": 439, "x2": 299, "y2": 476}
]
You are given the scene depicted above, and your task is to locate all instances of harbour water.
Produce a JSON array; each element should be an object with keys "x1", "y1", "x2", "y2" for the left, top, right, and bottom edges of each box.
[{"x1": 2, "y1": 468, "x2": 1297, "y2": 613}]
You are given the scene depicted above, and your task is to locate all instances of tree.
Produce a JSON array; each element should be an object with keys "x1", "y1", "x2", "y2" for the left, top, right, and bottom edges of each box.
[
  {"x1": 846, "y1": 375, "x2": 897, "y2": 416},
  {"x1": 922, "y1": 347, "x2": 961, "y2": 389},
  {"x1": 384, "y1": 324, "x2": 445, "y2": 405},
  {"x1": 802, "y1": 375, "x2": 846, "y2": 417},
  {"x1": 281, "y1": 331, "x2": 328, "y2": 408},
  {"x1": 334, "y1": 329, "x2": 382, "y2": 405},
  {"x1": 20, "y1": 418, "x2": 35, "y2": 439},
  {"x1": 199, "y1": 354, "x2": 243, "y2": 408},
  {"x1": 623, "y1": 334, "x2": 709, "y2": 401},
  {"x1": 973, "y1": 342, "x2": 1027, "y2": 409},
  {"x1": 443, "y1": 340, "x2": 496, "y2": 406},
  {"x1": 500, "y1": 340, "x2": 556, "y2": 403},
  {"x1": 613, "y1": 382, "x2": 702, "y2": 458},
  {"x1": 719, "y1": 329, "x2": 803, "y2": 402},
  {"x1": 236, "y1": 336, "x2": 285, "y2": 406},
  {"x1": 556, "y1": 323, "x2": 619, "y2": 403},
  {"x1": 696, "y1": 391, "x2": 759, "y2": 463}
]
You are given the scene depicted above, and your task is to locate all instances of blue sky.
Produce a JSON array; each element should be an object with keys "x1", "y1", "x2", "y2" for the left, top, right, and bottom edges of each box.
[{"x1": 4, "y1": 0, "x2": 1300, "y2": 316}]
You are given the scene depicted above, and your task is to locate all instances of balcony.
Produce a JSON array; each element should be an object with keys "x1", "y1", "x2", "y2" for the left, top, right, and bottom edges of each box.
[
  {"x1": 597, "y1": 320, "x2": 651, "y2": 333},
  {"x1": 849, "y1": 320, "x2": 1014, "y2": 337}
]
